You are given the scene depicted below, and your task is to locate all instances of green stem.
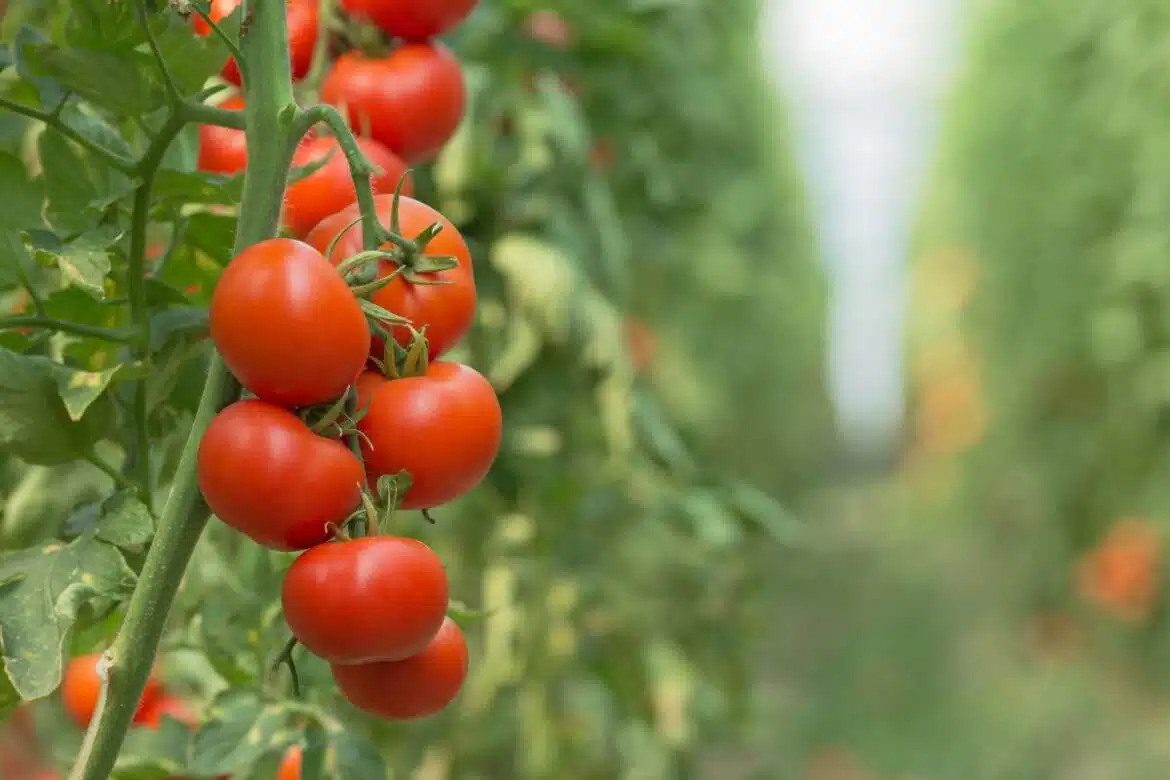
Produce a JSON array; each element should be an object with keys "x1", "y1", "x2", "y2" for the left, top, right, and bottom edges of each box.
[
  {"x1": 134, "y1": 0, "x2": 182, "y2": 104},
  {"x1": 295, "y1": 104, "x2": 381, "y2": 251},
  {"x1": 178, "y1": 100, "x2": 247, "y2": 130},
  {"x1": 84, "y1": 452, "x2": 149, "y2": 506},
  {"x1": 67, "y1": 2, "x2": 299, "y2": 779},
  {"x1": 0, "y1": 96, "x2": 137, "y2": 173},
  {"x1": 0, "y1": 316, "x2": 133, "y2": 342}
]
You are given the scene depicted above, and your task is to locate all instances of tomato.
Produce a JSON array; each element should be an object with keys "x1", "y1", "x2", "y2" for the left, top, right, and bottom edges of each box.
[
  {"x1": 282, "y1": 537, "x2": 448, "y2": 663},
  {"x1": 194, "y1": 0, "x2": 317, "y2": 85},
  {"x1": 284, "y1": 135, "x2": 412, "y2": 238},
  {"x1": 321, "y1": 44, "x2": 465, "y2": 163},
  {"x1": 210, "y1": 238, "x2": 370, "y2": 407},
  {"x1": 197, "y1": 96, "x2": 247, "y2": 175},
  {"x1": 355, "y1": 363, "x2": 501, "y2": 509},
  {"x1": 62, "y1": 655, "x2": 162, "y2": 728},
  {"x1": 198, "y1": 399, "x2": 364, "y2": 550},
  {"x1": 305, "y1": 195, "x2": 476, "y2": 361},
  {"x1": 331, "y1": 618, "x2": 468, "y2": 721},
  {"x1": 277, "y1": 746, "x2": 302, "y2": 780},
  {"x1": 339, "y1": 0, "x2": 477, "y2": 41},
  {"x1": 139, "y1": 694, "x2": 196, "y2": 730}
]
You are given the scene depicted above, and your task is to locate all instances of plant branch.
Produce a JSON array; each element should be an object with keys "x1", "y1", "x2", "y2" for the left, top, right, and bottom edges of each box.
[
  {"x1": 0, "y1": 316, "x2": 134, "y2": 342},
  {"x1": 0, "y1": 97, "x2": 137, "y2": 173},
  {"x1": 178, "y1": 100, "x2": 247, "y2": 130},
  {"x1": 84, "y1": 452, "x2": 150, "y2": 506},
  {"x1": 135, "y1": 0, "x2": 183, "y2": 104},
  {"x1": 67, "y1": 1, "x2": 300, "y2": 778},
  {"x1": 294, "y1": 104, "x2": 382, "y2": 251}
]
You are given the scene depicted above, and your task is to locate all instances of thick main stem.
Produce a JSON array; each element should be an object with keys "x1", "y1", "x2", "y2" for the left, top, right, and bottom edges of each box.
[{"x1": 67, "y1": 2, "x2": 299, "y2": 778}]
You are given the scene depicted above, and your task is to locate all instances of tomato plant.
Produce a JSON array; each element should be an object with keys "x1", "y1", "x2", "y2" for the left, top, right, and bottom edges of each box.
[
  {"x1": 321, "y1": 44, "x2": 465, "y2": 163},
  {"x1": 197, "y1": 399, "x2": 365, "y2": 550},
  {"x1": 284, "y1": 135, "x2": 412, "y2": 237},
  {"x1": 356, "y1": 362, "x2": 502, "y2": 509},
  {"x1": 330, "y1": 617, "x2": 468, "y2": 720},
  {"x1": 210, "y1": 238, "x2": 370, "y2": 407},
  {"x1": 305, "y1": 194, "x2": 476, "y2": 360},
  {"x1": 282, "y1": 537, "x2": 449, "y2": 663}
]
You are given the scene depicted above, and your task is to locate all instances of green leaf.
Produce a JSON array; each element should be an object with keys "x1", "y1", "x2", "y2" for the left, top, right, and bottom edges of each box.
[
  {"x1": 722, "y1": 481, "x2": 806, "y2": 547},
  {"x1": 49, "y1": 361, "x2": 133, "y2": 422},
  {"x1": 300, "y1": 723, "x2": 328, "y2": 780},
  {"x1": 0, "y1": 231, "x2": 36, "y2": 289},
  {"x1": 63, "y1": 0, "x2": 143, "y2": 51},
  {"x1": 114, "y1": 715, "x2": 192, "y2": 778},
  {"x1": 0, "y1": 666, "x2": 18, "y2": 721},
  {"x1": 11, "y1": 26, "x2": 65, "y2": 109},
  {"x1": 59, "y1": 101, "x2": 136, "y2": 161},
  {"x1": 155, "y1": 12, "x2": 236, "y2": 97},
  {"x1": 38, "y1": 129, "x2": 100, "y2": 234},
  {"x1": 189, "y1": 690, "x2": 288, "y2": 776},
  {"x1": 20, "y1": 41, "x2": 165, "y2": 115},
  {"x1": 0, "y1": 533, "x2": 137, "y2": 699},
  {"x1": 148, "y1": 306, "x2": 209, "y2": 353},
  {"x1": 0, "y1": 156, "x2": 44, "y2": 231},
  {"x1": 0, "y1": 347, "x2": 107, "y2": 464},
  {"x1": 94, "y1": 491, "x2": 154, "y2": 549},
  {"x1": 152, "y1": 169, "x2": 243, "y2": 207},
  {"x1": 183, "y1": 212, "x2": 238, "y2": 265},
  {"x1": 680, "y1": 488, "x2": 742, "y2": 548},
  {"x1": 329, "y1": 730, "x2": 385, "y2": 780},
  {"x1": 44, "y1": 227, "x2": 122, "y2": 300}
]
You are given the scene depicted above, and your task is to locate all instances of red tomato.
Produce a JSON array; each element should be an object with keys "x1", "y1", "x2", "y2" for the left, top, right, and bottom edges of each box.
[
  {"x1": 283, "y1": 135, "x2": 412, "y2": 238},
  {"x1": 277, "y1": 746, "x2": 302, "y2": 780},
  {"x1": 321, "y1": 44, "x2": 465, "y2": 163},
  {"x1": 194, "y1": 0, "x2": 317, "y2": 85},
  {"x1": 139, "y1": 694, "x2": 196, "y2": 730},
  {"x1": 305, "y1": 195, "x2": 476, "y2": 361},
  {"x1": 331, "y1": 618, "x2": 468, "y2": 720},
  {"x1": 356, "y1": 363, "x2": 501, "y2": 509},
  {"x1": 282, "y1": 537, "x2": 448, "y2": 663},
  {"x1": 198, "y1": 399, "x2": 364, "y2": 550},
  {"x1": 339, "y1": 0, "x2": 477, "y2": 41},
  {"x1": 62, "y1": 655, "x2": 163, "y2": 728},
  {"x1": 197, "y1": 96, "x2": 247, "y2": 175},
  {"x1": 210, "y1": 238, "x2": 370, "y2": 408}
]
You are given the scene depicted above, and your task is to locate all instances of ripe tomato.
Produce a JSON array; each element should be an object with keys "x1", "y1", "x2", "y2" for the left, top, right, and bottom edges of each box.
[
  {"x1": 62, "y1": 655, "x2": 162, "y2": 728},
  {"x1": 198, "y1": 399, "x2": 364, "y2": 550},
  {"x1": 197, "y1": 96, "x2": 247, "y2": 175},
  {"x1": 139, "y1": 694, "x2": 196, "y2": 730},
  {"x1": 283, "y1": 135, "x2": 412, "y2": 238},
  {"x1": 356, "y1": 363, "x2": 501, "y2": 509},
  {"x1": 194, "y1": 0, "x2": 317, "y2": 85},
  {"x1": 339, "y1": 0, "x2": 477, "y2": 41},
  {"x1": 282, "y1": 537, "x2": 448, "y2": 663},
  {"x1": 210, "y1": 238, "x2": 370, "y2": 408},
  {"x1": 321, "y1": 44, "x2": 465, "y2": 163},
  {"x1": 305, "y1": 195, "x2": 476, "y2": 361},
  {"x1": 277, "y1": 746, "x2": 302, "y2": 780},
  {"x1": 331, "y1": 618, "x2": 468, "y2": 720}
]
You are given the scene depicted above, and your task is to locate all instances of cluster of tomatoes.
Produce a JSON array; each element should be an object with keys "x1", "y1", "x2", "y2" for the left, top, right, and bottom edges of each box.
[
  {"x1": 191, "y1": 0, "x2": 497, "y2": 724},
  {"x1": 196, "y1": 0, "x2": 473, "y2": 235}
]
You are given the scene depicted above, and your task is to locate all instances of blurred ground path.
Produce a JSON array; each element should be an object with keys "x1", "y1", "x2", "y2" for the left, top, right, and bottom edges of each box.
[{"x1": 760, "y1": 0, "x2": 960, "y2": 461}]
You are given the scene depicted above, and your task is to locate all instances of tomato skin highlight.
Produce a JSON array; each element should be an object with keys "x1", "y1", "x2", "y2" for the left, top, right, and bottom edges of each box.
[
  {"x1": 356, "y1": 363, "x2": 501, "y2": 509},
  {"x1": 321, "y1": 44, "x2": 465, "y2": 163},
  {"x1": 198, "y1": 399, "x2": 364, "y2": 550},
  {"x1": 197, "y1": 96, "x2": 247, "y2": 175},
  {"x1": 339, "y1": 0, "x2": 477, "y2": 41},
  {"x1": 283, "y1": 135, "x2": 412, "y2": 238},
  {"x1": 331, "y1": 618, "x2": 468, "y2": 720},
  {"x1": 62, "y1": 655, "x2": 163, "y2": 728},
  {"x1": 305, "y1": 194, "x2": 476, "y2": 361},
  {"x1": 282, "y1": 537, "x2": 449, "y2": 664},
  {"x1": 210, "y1": 238, "x2": 369, "y2": 408}
]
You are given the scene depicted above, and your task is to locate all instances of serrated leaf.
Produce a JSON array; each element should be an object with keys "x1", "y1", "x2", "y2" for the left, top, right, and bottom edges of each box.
[
  {"x1": 50, "y1": 228, "x2": 121, "y2": 300},
  {"x1": 94, "y1": 491, "x2": 154, "y2": 549},
  {"x1": 38, "y1": 129, "x2": 100, "y2": 234},
  {"x1": 0, "y1": 347, "x2": 106, "y2": 464},
  {"x1": 152, "y1": 170, "x2": 243, "y2": 207},
  {"x1": 190, "y1": 697, "x2": 288, "y2": 776},
  {"x1": 0, "y1": 534, "x2": 137, "y2": 699},
  {"x1": 0, "y1": 157, "x2": 44, "y2": 231},
  {"x1": 20, "y1": 42, "x2": 165, "y2": 115},
  {"x1": 63, "y1": 0, "x2": 142, "y2": 51},
  {"x1": 183, "y1": 212, "x2": 238, "y2": 265},
  {"x1": 50, "y1": 362, "x2": 131, "y2": 422}
]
